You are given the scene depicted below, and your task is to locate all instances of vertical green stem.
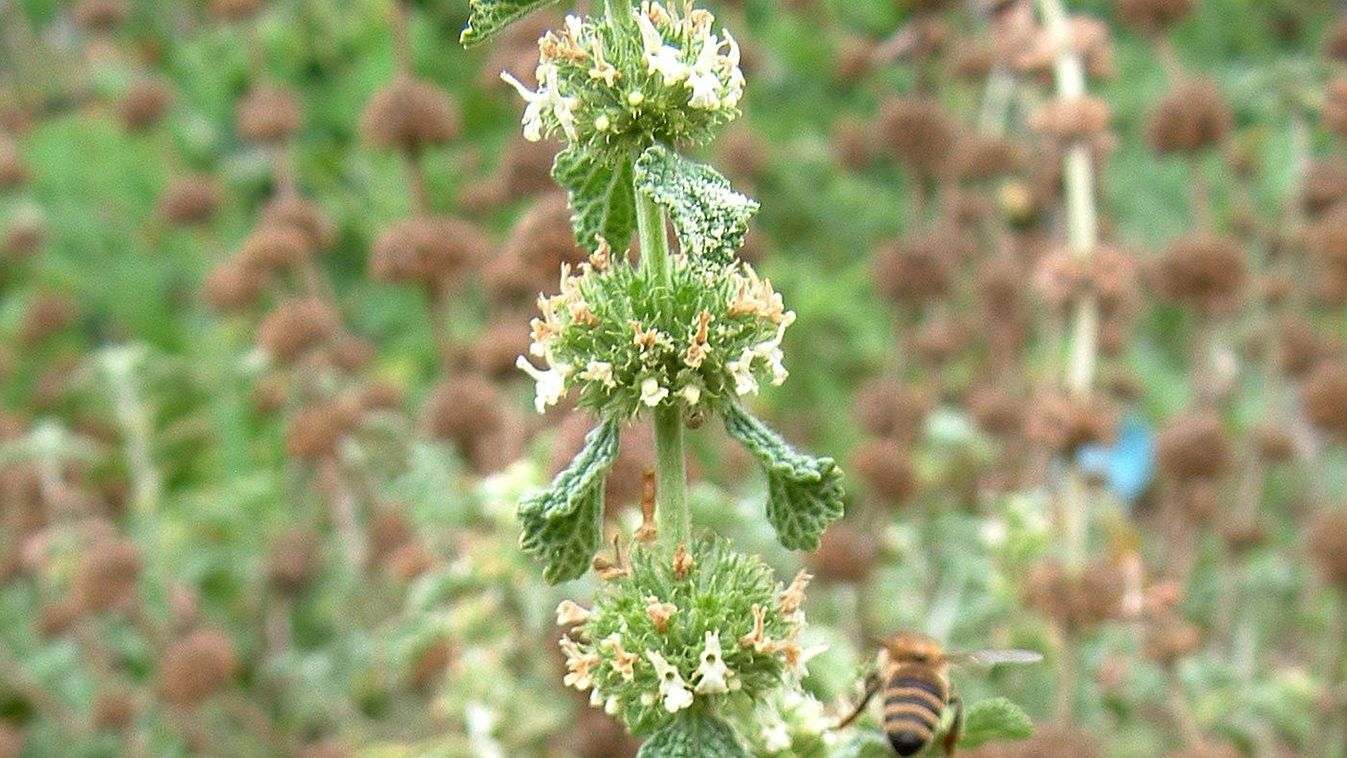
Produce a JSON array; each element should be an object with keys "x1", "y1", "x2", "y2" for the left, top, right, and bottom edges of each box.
[{"x1": 635, "y1": 166, "x2": 689, "y2": 550}]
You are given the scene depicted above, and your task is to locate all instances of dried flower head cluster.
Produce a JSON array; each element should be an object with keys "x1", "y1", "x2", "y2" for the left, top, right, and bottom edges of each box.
[
  {"x1": 554, "y1": 538, "x2": 817, "y2": 735},
  {"x1": 499, "y1": 3, "x2": 744, "y2": 156},
  {"x1": 519, "y1": 252, "x2": 793, "y2": 418}
]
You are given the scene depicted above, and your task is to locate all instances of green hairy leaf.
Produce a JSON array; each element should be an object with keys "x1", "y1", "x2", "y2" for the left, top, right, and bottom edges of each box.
[
  {"x1": 958, "y1": 698, "x2": 1034, "y2": 749},
  {"x1": 460, "y1": 0, "x2": 561, "y2": 47},
  {"x1": 636, "y1": 713, "x2": 749, "y2": 758},
  {"x1": 553, "y1": 147, "x2": 639, "y2": 253},
  {"x1": 635, "y1": 144, "x2": 759, "y2": 266},
  {"x1": 517, "y1": 417, "x2": 621, "y2": 583},
  {"x1": 723, "y1": 404, "x2": 844, "y2": 551}
]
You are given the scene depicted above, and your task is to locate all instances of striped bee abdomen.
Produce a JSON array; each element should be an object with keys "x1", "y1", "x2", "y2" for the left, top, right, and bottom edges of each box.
[{"x1": 882, "y1": 667, "x2": 947, "y2": 757}]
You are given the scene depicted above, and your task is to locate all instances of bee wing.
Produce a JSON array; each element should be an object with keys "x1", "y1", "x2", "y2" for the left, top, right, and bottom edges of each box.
[{"x1": 946, "y1": 649, "x2": 1044, "y2": 667}]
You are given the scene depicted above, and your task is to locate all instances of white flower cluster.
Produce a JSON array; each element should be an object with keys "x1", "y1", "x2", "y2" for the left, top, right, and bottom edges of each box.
[
  {"x1": 553, "y1": 569, "x2": 823, "y2": 721},
  {"x1": 515, "y1": 258, "x2": 796, "y2": 417},
  {"x1": 634, "y1": 3, "x2": 744, "y2": 112},
  {"x1": 498, "y1": 2, "x2": 745, "y2": 146}
]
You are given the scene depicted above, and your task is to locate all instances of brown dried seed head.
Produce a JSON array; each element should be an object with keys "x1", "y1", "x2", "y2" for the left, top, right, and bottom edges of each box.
[
  {"x1": 361, "y1": 78, "x2": 462, "y2": 152},
  {"x1": 550, "y1": 412, "x2": 655, "y2": 509},
  {"x1": 371, "y1": 215, "x2": 489, "y2": 288},
  {"x1": 74, "y1": 0, "x2": 128, "y2": 31},
  {"x1": 853, "y1": 379, "x2": 933, "y2": 443},
  {"x1": 203, "y1": 260, "x2": 266, "y2": 312},
  {"x1": 160, "y1": 175, "x2": 222, "y2": 226},
  {"x1": 851, "y1": 437, "x2": 918, "y2": 503},
  {"x1": 831, "y1": 117, "x2": 875, "y2": 171},
  {"x1": 495, "y1": 136, "x2": 563, "y2": 202},
  {"x1": 38, "y1": 599, "x2": 80, "y2": 639},
  {"x1": 0, "y1": 723, "x2": 23, "y2": 758},
  {"x1": 1143, "y1": 619, "x2": 1202, "y2": 668},
  {"x1": 118, "y1": 79, "x2": 173, "y2": 132},
  {"x1": 237, "y1": 224, "x2": 313, "y2": 273},
  {"x1": 3, "y1": 215, "x2": 45, "y2": 260},
  {"x1": 260, "y1": 195, "x2": 336, "y2": 250},
  {"x1": 210, "y1": 0, "x2": 264, "y2": 21},
  {"x1": 471, "y1": 320, "x2": 532, "y2": 379},
  {"x1": 1277, "y1": 318, "x2": 1333, "y2": 378},
  {"x1": 1146, "y1": 79, "x2": 1233, "y2": 154},
  {"x1": 833, "y1": 37, "x2": 875, "y2": 85},
  {"x1": 1024, "y1": 559, "x2": 1125, "y2": 630},
  {"x1": 502, "y1": 194, "x2": 588, "y2": 280},
  {"x1": 370, "y1": 509, "x2": 414, "y2": 564},
  {"x1": 236, "y1": 84, "x2": 303, "y2": 143},
  {"x1": 1325, "y1": 77, "x2": 1347, "y2": 140},
  {"x1": 1031, "y1": 96, "x2": 1112, "y2": 142},
  {"x1": 93, "y1": 687, "x2": 137, "y2": 731},
  {"x1": 285, "y1": 400, "x2": 360, "y2": 461},
  {"x1": 1156, "y1": 412, "x2": 1232, "y2": 483},
  {"x1": 156, "y1": 629, "x2": 240, "y2": 706},
  {"x1": 876, "y1": 97, "x2": 957, "y2": 176},
  {"x1": 1026, "y1": 393, "x2": 1116, "y2": 456},
  {"x1": 1253, "y1": 423, "x2": 1295, "y2": 462},
  {"x1": 1153, "y1": 235, "x2": 1247, "y2": 314},
  {"x1": 872, "y1": 232, "x2": 954, "y2": 307},
  {"x1": 909, "y1": 316, "x2": 966, "y2": 366},
  {"x1": 1300, "y1": 160, "x2": 1347, "y2": 218},
  {"x1": 359, "y1": 380, "x2": 405, "y2": 412},
  {"x1": 267, "y1": 528, "x2": 323, "y2": 593},
  {"x1": 330, "y1": 335, "x2": 375, "y2": 373},
  {"x1": 422, "y1": 375, "x2": 504, "y2": 457},
  {"x1": 19, "y1": 293, "x2": 77, "y2": 347},
  {"x1": 1326, "y1": 20, "x2": 1347, "y2": 62},
  {"x1": 408, "y1": 639, "x2": 453, "y2": 691},
  {"x1": 1218, "y1": 516, "x2": 1266, "y2": 555},
  {"x1": 718, "y1": 126, "x2": 769, "y2": 183},
  {"x1": 73, "y1": 538, "x2": 141, "y2": 613},
  {"x1": 1309, "y1": 510, "x2": 1347, "y2": 587},
  {"x1": 297, "y1": 740, "x2": 351, "y2": 758},
  {"x1": 0, "y1": 137, "x2": 27, "y2": 191},
  {"x1": 483, "y1": 252, "x2": 539, "y2": 307},
  {"x1": 955, "y1": 135, "x2": 1024, "y2": 181},
  {"x1": 1114, "y1": 0, "x2": 1196, "y2": 33},
  {"x1": 948, "y1": 39, "x2": 993, "y2": 81},
  {"x1": 256, "y1": 298, "x2": 339, "y2": 363},
  {"x1": 968, "y1": 385, "x2": 1023, "y2": 437},
  {"x1": 805, "y1": 521, "x2": 878, "y2": 583},
  {"x1": 1302, "y1": 362, "x2": 1347, "y2": 439}
]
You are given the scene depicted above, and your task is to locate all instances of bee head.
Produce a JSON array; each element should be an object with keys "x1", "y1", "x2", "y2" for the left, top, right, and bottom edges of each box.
[{"x1": 881, "y1": 632, "x2": 944, "y2": 665}]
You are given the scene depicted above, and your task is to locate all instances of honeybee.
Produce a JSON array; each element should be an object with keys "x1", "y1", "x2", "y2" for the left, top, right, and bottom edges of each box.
[{"x1": 835, "y1": 632, "x2": 1043, "y2": 756}]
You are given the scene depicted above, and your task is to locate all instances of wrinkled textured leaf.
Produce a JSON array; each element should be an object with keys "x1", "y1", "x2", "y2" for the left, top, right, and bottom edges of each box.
[
  {"x1": 635, "y1": 144, "x2": 759, "y2": 266},
  {"x1": 636, "y1": 713, "x2": 749, "y2": 758},
  {"x1": 959, "y1": 698, "x2": 1034, "y2": 749},
  {"x1": 723, "y1": 404, "x2": 844, "y2": 551},
  {"x1": 518, "y1": 417, "x2": 621, "y2": 583},
  {"x1": 553, "y1": 147, "x2": 638, "y2": 253},
  {"x1": 460, "y1": 0, "x2": 560, "y2": 47}
]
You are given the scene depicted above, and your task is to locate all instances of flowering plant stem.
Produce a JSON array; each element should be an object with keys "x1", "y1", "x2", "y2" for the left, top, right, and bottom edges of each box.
[
  {"x1": 1037, "y1": 0, "x2": 1100, "y2": 577},
  {"x1": 636, "y1": 168, "x2": 691, "y2": 550}
]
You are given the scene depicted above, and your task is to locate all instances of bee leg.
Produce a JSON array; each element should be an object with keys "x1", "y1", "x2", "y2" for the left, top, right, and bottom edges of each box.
[
  {"x1": 833, "y1": 671, "x2": 882, "y2": 730},
  {"x1": 941, "y1": 692, "x2": 965, "y2": 756}
]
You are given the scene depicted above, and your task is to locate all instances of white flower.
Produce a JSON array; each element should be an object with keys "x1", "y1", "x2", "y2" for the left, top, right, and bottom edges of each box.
[
  {"x1": 579, "y1": 360, "x2": 617, "y2": 388},
  {"x1": 517, "y1": 356, "x2": 567, "y2": 413},
  {"x1": 640, "y1": 377, "x2": 670, "y2": 407},
  {"x1": 500, "y1": 64, "x2": 579, "y2": 142},
  {"x1": 686, "y1": 33, "x2": 723, "y2": 109},
  {"x1": 647, "y1": 650, "x2": 694, "y2": 712},
  {"x1": 555, "y1": 600, "x2": 591, "y2": 626},
  {"x1": 720, "y1": 30, "x2": 745, "y2": 108},
  {"x1": 679, "y1": 384, "x2": 702, "y2": 406},
  {"x1": 760, "y1": 718, "x2": 791, "y2": 753},
  {"x1": 693, "y1": 631, "x2": 732, "y2": 694},
  {"x1": 465, "y1": 702, "x2": 504, "y2": 758},
  {"x1": 726, "y1": 347, "x2": 760, "y2": 396},
  {"x1": 636, "y1": 12, "x2": 689, "y2": 83}
]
